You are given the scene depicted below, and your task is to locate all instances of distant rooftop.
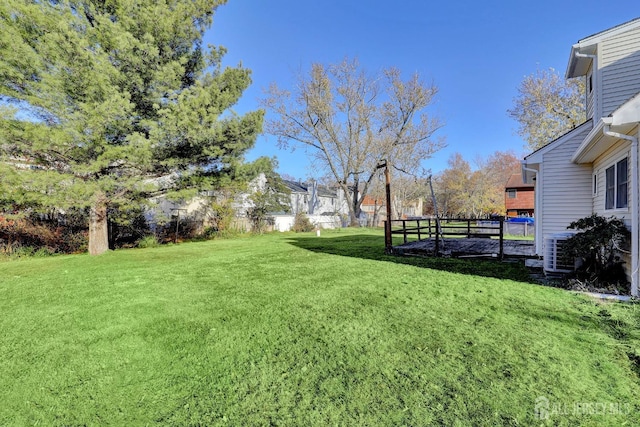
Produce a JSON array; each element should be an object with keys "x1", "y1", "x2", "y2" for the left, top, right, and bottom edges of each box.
[
  {"x1": 282, "y1": 179, "x2": 339, "y2": 198},
  {"x1": 506, "y1": 173, "x2": 534, "y2": 189}
]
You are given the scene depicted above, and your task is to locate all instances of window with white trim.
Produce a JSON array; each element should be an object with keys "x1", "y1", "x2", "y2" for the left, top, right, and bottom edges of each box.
[
  {"x1": 605, "y1": 157, "x2": 628, "y2": 210},
  {"x1": 507, "y1": 189, "x2": 516, "y2": 198},
  {"x1": 592, "y1": 173, "x2": 597, "y2": 196}
]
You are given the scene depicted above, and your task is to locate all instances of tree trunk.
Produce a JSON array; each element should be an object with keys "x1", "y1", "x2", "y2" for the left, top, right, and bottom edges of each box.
[
  {"x1": 428, "y1": 175, "x2": 442, "y2": 237},
  {"x1": 350, "y1": 177, "x2": 360, "y2": 226},
  {"x1": 372, "y1": 200, "x2": 379, "y2": 227},
  {"x1": 89, "y1": 194, "x2": 109, "y2": 255}
]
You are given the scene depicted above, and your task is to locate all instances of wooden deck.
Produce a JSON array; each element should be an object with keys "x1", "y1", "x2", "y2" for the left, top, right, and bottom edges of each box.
[{"x1": 393, "y1": 238, "x2": 536, "y2": 258}]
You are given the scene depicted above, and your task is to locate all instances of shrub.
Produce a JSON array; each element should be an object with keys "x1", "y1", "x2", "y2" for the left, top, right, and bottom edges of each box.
[
  {"x1": 0, "y1": 212, "x2": 88, "y2": 255},
  {"x1": 565, "y1": 214, "x2": 630, "y2": 286},
  {"x1": 0, "y1": 216, "x2": 57, "y2": 247},
  {"x1": 59, "y1": 230, "x2": 88, "y2": 253},
  {"x1": 211, "y1": 199, "x2": 236, "y2": 234},
  {"x1": 153, "y1": 218, "x2": 199, "y2": 243},
  {"x1": 137, "y1": 235, "x2": 160, "y2": 249},
  {"x1": 108, "y1": 209, "x2": 151, "y2": 248},
  {"x1": 198, "y1": 226, "x2": 218, "y2": 240},
  {"x1": 292, "y1": 213, "x2": 315, "y2": 232},
  {"x1": 0, "y1": 242, "x2": 55, "y2": 259},
  {"x1": 247, "y1": 207, "x2": 274, "y2": 234},
  {"x1": 197, "y1": 226, "x2": 238, "y2": 240}
]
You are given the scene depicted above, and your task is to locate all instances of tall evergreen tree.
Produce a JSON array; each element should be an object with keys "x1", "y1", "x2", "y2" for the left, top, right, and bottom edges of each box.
[{"x1": 0, "y1": 0, "x2": 263, "y2": 254}]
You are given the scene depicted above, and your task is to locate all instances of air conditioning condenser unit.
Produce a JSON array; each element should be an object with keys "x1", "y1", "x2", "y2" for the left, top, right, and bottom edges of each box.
[{"x1": 544, "y1": 232, "x2": 576, "y2": 274}]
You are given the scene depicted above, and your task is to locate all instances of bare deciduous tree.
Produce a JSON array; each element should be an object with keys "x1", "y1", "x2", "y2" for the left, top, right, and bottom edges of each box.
[
  {"x1": 263, "y1": 58, "x2": 445, "y2": 225},
  {"x1": 508, "y1": 68, "x2": 585, "y2": 151}
]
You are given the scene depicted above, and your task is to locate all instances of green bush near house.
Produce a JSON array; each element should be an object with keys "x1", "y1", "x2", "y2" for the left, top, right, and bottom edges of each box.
[
  {"x1": 0, "y1": 229, "x2": 639, "y2": 425},
  {"x1": 565, "y1": 214, "x2": 630, "y2": 288},
  {"x1": 292, "y1": 212, "x2": 315, "y2": 232},
  {"x1": 136, "y1": 235, "x2": 160, "y2": 249}
]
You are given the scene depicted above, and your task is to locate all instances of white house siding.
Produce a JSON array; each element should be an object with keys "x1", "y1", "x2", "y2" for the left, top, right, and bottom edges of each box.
[
  {"x1": 600, "y1": 26, "x2": 640, "y2": 116},
  {"x1": 289, "y1": 192, "x2": 308, "y2": 214},
  {"x1": 288, "y1": 191, "x2": 347, "y2": 216},
  {"x1": 539, "y1": 126, "x2": 594, "y2": 252},
  {"x1": 591, "y1": 133, "x2": 637, "y2": 282},
  {"x1": 273, "y1": 214, "x2": 341, "y2": 232},
  {"x1": 314, "y1": 192, "x2": 344, "y2": 215},
  {"x1": 592, "y1": 140, "x2": 631, "y2": 220},
  {"x1": 150, "y1": 195, "x2": 211, "y2": 224}
]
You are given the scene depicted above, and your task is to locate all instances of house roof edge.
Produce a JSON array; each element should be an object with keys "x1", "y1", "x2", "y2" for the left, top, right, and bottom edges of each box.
[{"x1": 523, "y1": 120, "x2": 593, "y2": 163}]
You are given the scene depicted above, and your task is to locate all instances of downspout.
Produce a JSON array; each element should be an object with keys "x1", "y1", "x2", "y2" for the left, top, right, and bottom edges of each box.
[
  {"x1": 521, "y1": 166, "x2": 538, "y2": 178},
  {"x1": 604, "y1": 124, "x2": 638, "y2": 297},
  {"x1": 522, "y1": 163, "x2": 541, "y2": 254},
  {"x1": 573, "y1": 52, "x2": 596, "y2": 65},
  {"x1": 573, "y1": 52, "x2": 596, "y2": 64}
]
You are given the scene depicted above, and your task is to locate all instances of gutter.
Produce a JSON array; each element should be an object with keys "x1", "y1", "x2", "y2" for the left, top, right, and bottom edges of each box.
[
  {"x1": 574, "y1": 52, "x2": 596, "y2": 60},
  {"x1": 603, "y1": 124, "x2": 639, "y2": 297},
  {"x1": 521, "y1": 162, "x2": 541, "y2": 254},
  {"x1": 566, "y1": 46, "x2": 589, "y2": 79},
  {"x1": 572, "y1": 119, "x2": 605, "y2": 163}
]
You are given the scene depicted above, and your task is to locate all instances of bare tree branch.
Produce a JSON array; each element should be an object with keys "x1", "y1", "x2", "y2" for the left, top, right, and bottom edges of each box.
[{"x1": 262, "y1": 57, "x2": 445, "y2": 225}]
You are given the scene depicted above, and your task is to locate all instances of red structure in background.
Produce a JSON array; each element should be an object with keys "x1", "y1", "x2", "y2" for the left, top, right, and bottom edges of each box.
[{"x1": 505, "y1": 173, "x2": 534, "y2": 217}]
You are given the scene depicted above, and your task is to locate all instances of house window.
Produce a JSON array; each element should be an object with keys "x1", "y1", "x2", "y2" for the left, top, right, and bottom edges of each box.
[
  {"x1": 588, "y1": 73, "x2": 593, "y2": 93},
  {"x1": 605, "y1": 158, "x2": 628, "y2": 209},
  {"x1": 507, "y1": 189, "x2": 516, "y2": 199},
  {"x1": 617, "y1": 158, "x2": 628, "y2": 208},
  {"x1": 593, "y1": 173, "x2": 597, "y2": 196}
]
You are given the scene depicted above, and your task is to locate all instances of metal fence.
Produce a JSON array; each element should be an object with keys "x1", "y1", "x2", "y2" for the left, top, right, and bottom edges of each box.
[
  {"x1": 477, "y1": 220, "x2": 534, "y2": 237},
  {"x1": 504, "y1": 221, "x2": 535, "y2": 237}
]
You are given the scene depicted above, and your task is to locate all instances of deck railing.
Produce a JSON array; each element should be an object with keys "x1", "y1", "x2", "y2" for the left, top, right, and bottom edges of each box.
[{"x1": 386, "y1": 217, "x2": 505, "y2": 259}]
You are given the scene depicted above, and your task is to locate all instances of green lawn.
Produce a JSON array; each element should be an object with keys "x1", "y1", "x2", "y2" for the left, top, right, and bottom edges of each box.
[{"x1": 1, "y1": 229, "x2": 639, "y2": 426}]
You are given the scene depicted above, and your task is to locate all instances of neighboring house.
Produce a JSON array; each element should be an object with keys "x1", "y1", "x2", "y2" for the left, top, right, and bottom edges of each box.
[
  {"x1": 396, "y1": 198, "x2": 424, "y2": 219},
  {"x1": 360, "y1": 195, "x2": 386, "y2": 227},
  {"x1": 282, "y1": 179, "x2": 347, "y2": 216},
  {"x1": 522, "y1": 17, "x2": 640, "y2": 296},
  {"x1": 504, "y1": 174, "x2": 534, "y2": 217},
  {"x1": 148, "y1": 174, "x2": 350, "y2": 232},
  {"x1": 360, "y1": 195, "x2": 424, "y2": 227},
  {"x1": 273, "y1": 179, "x2": 350, "y2": 231}
]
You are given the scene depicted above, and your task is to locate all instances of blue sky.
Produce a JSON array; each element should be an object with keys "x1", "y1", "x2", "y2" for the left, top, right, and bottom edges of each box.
[{"x1": 206, "y1": 0, "x2": 638, "y2": 179}]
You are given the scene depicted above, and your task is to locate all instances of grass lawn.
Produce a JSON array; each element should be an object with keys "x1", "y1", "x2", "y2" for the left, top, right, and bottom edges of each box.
[{"x1": 1, "y1": 228, "x2": 639, "y2": 426}]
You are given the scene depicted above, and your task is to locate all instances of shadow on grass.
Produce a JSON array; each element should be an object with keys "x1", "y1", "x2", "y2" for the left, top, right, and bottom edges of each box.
[{"x1": 287, "y1": 233, "x2": 536, "y2": 283}]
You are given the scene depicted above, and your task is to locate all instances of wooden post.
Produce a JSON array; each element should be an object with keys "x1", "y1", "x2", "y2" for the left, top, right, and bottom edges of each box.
[
  {"x1": 467, "y1": 219, "x2": 471, "y2": 238},
  {"x1": 402, "y1": 220, "x2": 407, "y2": 243},
  {"x1": 172, "y1": 208, "x2": 187, "y2": 244},
  {"x1": 417, "y1": 219, "x2": 421, "y2": 241},
  {"x1": 427, "y1": 176, "x2": 443, "y2": 255},
  {"x1": 383, "y1": 161, "x2": 393, "y2": 254},
  {"x1": 499, "y1": 217, "x2": 504, "y2": 260}
]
